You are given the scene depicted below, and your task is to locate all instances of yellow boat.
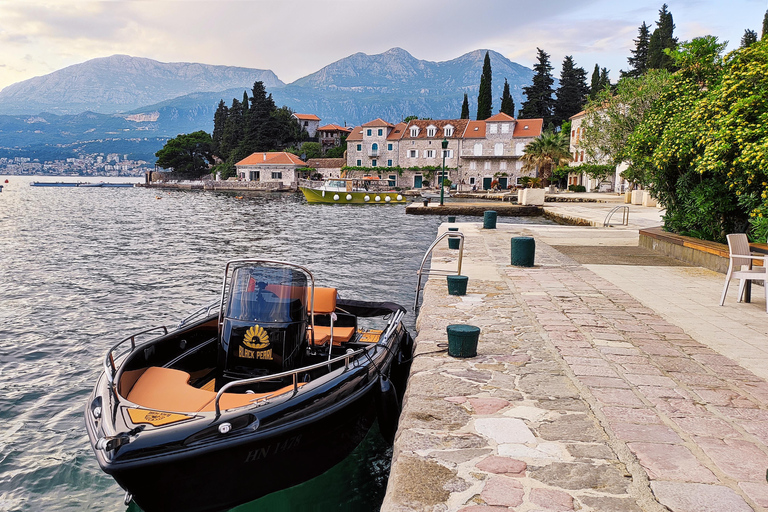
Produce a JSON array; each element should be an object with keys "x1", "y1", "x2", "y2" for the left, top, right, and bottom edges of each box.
[{"x1": 300, "y1": 178, "x2": 406, "y2": 204}]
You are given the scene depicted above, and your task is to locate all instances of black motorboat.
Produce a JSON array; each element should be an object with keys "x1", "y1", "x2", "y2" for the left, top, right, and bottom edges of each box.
[{"x1": 84, "y1": 259, "x2": 413, "y2": 511}]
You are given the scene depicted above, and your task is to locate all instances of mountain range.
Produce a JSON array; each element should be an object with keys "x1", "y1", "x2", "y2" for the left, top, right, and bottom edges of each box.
[{"x1": 0, "y1": 49, "x2": 537, "y2": 161}]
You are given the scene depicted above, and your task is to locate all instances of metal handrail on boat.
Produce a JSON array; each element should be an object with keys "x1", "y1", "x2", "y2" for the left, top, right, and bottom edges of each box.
[
  {"x1": 414, "y1": 231, "x2": 465, "y2": 312},
  {"x1": 603, "y1": 205, "x2": 630, "y2": 227},
  {"x1": 178, "y1": 300, "x2": 219, "y2": 328},
  {"x1": 213, "y1": 344, "x2": 376, "y2": 417},
  {"x1": 104, "y1": 325, "x2": 169, "y2": 386}
]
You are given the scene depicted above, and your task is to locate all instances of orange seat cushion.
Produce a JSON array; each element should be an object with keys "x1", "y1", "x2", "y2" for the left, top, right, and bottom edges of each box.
[
  {"x1": 307, "y1": 287, "x2": 337, "y2": 314},
  {"x1": 125, "y1": 366, "x2": 300, "y2": 413},
  {"x1": 309, "y1": 325, "x2": 356, "y2": 346}
]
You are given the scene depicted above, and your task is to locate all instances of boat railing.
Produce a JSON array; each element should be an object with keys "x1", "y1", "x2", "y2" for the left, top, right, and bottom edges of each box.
[
  {"x1": 213, "y1": 344, "x2": 376, "y2": 417},
  {"x1": 414, "y1": 231, "x2": 464, "y2": 312},
  {"x1": 104, "y1": 326, "x2": 169, "y2": 387},
  {"x1": 603, "y1": 205, "x2": 630, "y2": 227},
  {"x1": 177, "y1": 300, "x2": 219, "y2": 328}
]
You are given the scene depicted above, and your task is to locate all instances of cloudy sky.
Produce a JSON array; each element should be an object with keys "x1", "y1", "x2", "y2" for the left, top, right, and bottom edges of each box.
[{"x1": 0, "y1": 0, "x2": 765, "y2": 91}]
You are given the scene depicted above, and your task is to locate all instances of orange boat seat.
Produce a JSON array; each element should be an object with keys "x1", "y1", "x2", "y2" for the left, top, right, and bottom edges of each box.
[
  {"x1": 125, "y1": 366, "x2": 300, "y2": 413},
  {"x1": 306, "y1": 287, "x2": 356, "y2": 346}
]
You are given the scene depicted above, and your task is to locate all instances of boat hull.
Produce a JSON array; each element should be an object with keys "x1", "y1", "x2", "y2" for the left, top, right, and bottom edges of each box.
[{"x1": 300, "y1": 187, "x2": 406, "y2": 204}]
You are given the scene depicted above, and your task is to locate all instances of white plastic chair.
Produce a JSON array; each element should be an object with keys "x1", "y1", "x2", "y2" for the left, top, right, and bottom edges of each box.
[{"x1": 719, "y1": 233, "x2": 768, "y2": 312}]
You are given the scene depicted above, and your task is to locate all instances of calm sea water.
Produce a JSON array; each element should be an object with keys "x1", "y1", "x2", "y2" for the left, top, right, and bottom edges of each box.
[{"x1": 0, "y1": 176, "x2": 549, "y2": 512}]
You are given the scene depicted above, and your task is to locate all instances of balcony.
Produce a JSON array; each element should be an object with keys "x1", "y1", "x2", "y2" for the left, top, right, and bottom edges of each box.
[
  {"x1": 460, "y1": 149, "x2": 520, "y2": 158},
  {"x1": 368, "y1": 148, "x2": 379, "y2": 157}
]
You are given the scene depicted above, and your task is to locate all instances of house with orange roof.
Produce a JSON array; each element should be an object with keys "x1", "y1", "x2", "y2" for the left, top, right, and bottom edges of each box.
[
  {"x1": 346, "y1": 118, "x2": 400, "y2": 171},
  {"x1": 568, "y1": 110, "x2": 627, "y2": 192},
  {"x1": 235, "y1": 152, "x2": 308, "y2": 189},
  {"x1": 317, "y1": 124, "x2": 352, "y2": 153},
  {"x1": 292, "y1": 114, "x2": 321, "y2": 138}
]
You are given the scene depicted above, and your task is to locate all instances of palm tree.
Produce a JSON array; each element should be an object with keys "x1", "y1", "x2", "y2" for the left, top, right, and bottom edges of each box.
[{"x1": 521, "y1": 131, "x2": 572, "y2": 186}]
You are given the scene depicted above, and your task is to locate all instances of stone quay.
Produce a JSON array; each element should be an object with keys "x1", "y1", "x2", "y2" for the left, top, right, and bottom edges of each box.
[{"x1": 382, "y1": 204, "x2": 768, "y2": 512}]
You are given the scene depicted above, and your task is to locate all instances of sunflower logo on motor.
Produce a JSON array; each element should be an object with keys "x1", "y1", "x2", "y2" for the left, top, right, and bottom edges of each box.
[{"x1": 239, "y1": 325, "x2": 273, "y2": 360}]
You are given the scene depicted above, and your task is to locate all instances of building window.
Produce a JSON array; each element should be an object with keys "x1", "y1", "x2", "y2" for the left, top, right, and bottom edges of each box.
[
  {"x1": 388, "y1": 174, "x2": 396, "y2": 187},
  {"x1": 489, "y1": 123, "x2": 498, "y2": 134},
  {"x1": 494, "y1": 143, "x2": 504, "y2": 156},
  {"x1": 366, "y1": 129, "x2": 372, "y2": 136},
  {"x1": 469, "y1": 177, "x2": 476, "y2": 185},
  {"x1": 474, "y1": 143, "x2": 483, "y2": 156},
  {"x1": 387, "y1": 143, "x2": 393, "y2": 151},
  {"x1": 444, "y1": 125, "x2": 454, "y2": 137},
  {"x1": 409, "y1": 149, "x2": 418, "y2": 158},
  {"x1": 442, "y1": 149, "x2": 453, "y2": 158},
  {"x1": 501, "y1": 123, "x2": 509, "y2": 133},
  {"x1": 304, "y1": 121, "x2": 308, "y2": 127},
  {"x1": 356, "y1": 159, "x2": 362, "y2": 166},
  {"x1": 356, "y1": 144, "x2": 362, "y2": 151},
  {"x1": 272, "y1": 171, "x2": 283, "y2": 179},
  {"x1": 387, "y1": 159, "x2": 393, "y2": 166},
  {"x1": 372, "y1": 159, "x2": 377, "y2": 167},
  {"x1": 410, "y1": 126, "x2": 419, "y2": 137},
  {"x1": 378, "y1": 128, "x2": 383, "y2": 136},
  {"x1": 249, "y1": 170, "x2": 260, "y2": 181},
  {"x1": 425, "y1": 149, "x2": 435, "y2": 158},
  {"x1": 427, "y1": 126, "x2": 437, "y2": 137},
  {"x1": 484, "y1": 161, "x2": 491, "y2": 170},
  {"x1": 500, "y1": 161, "x2": 507, "y2": 170},
  {"x1": 469, "y1": 161, "x2": 476, "y2": 170}
]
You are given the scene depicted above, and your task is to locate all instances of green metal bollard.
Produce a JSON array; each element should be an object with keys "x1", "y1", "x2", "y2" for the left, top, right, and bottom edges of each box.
[
  {"x1": 447, "y1": 227, "x2": 460, "y2": 249},
  {"x1": 448, "y1": 216, "x2": 456, "y2": 223},
  {"x1": 483, "y1": 210, "x2": 497, "y2": 229},
  {"x1": 446, "y1": 274, "x2": 468, "y2": 295},
  {"x1": 446, "y1": 324, "x2": 480, "y2": 358},
  {"x1": 511, "y1": 236, "x2": 535, "y2": 267}
]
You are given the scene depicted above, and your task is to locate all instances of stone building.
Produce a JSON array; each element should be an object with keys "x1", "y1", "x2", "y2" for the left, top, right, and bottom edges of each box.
[
  {"x1": 292, "y1": 114, "x2": 321, "y2": 138},
  {"x1": 568, "y1": 110, "x2": 625, "y2": 192},
  {"x1": 317, "y1": 124, "x2": 352, "y2": 154},
  {"x1": 235, "y1": 152, "x2": 307, "y2": 189}
]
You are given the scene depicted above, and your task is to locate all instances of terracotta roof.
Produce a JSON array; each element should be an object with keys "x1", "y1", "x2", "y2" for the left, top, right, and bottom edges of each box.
[
  {"x1": 361, "y1": 118, "x2": 395, "y2": 128},
  {"x1": 569, "y1": 110, "x2": 587, "y2": 120},
  {"x1": 387, "y1": 122, "x2": 407, "y2": 140},
  {"x1": 513, "y1": 119, "x2": 544, "y2": 138},
  {"x1": 235, "y1": 152, "x2": 307, "y2": 167},
  {"x1": 346, "y1": 126, "x2": 363, "y2": 141},
  {"x1": 305, "y1": 158, "x2": 345, "y2": 169},
  {"x1": 462, "y1": 120, "x2": 486, "y2": 139},
  {"x1": 293, "y1": 114, "x2": 320, "y2": 121},
  {"x1": 317, "y1": 124, "x2": 352, "y2": 133},
  {"x1": 486, "y1": 112, "x2": 515, "y2": 122},
  {"x1": 401, "y1": 119, "x2": 469, "y2": 140}
]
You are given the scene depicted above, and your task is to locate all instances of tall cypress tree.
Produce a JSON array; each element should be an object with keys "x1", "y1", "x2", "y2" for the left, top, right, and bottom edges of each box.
[
  {"x1": 589, "y1": 64, "x2": 601, "y2": 99},
  {"x1": 500, "y1": 79, "x2": 515, "y2": 117},
  {"x1": 742, "y1": 29, "x2": 758, "y2": 48},
  {"x1": 599, "y1": 68, "x2": 610, "y2": 90},
  {"x1": 212, "y1": 99, "x2": 228, "y2": 158},
  {"x1": 648, "y1": 4, "x2": 677, "y2": 71},
  {"x1": 763, "y1": 10, "x2": 768, "y2": 40},
  {"x1": 519, "y1": 48, "x2": 555, "y2": 123},
  {"x1": 476, "y1": 51, "x2": 493, "y2": 120},
  {"x1": 461, "y1": 93, "x2": 470, "y2": 119},
  {"x1": 624, "y1": 22, "x2": 651, "y2": 78},
  {"x1": 220, "y1": 97, "x2": 244, "y2": 161},
  {"x1": 553, "y1": 56, "x2": 588, "y2": 127}
]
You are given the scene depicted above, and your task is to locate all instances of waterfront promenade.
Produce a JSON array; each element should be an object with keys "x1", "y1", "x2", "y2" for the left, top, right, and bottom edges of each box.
[{"x1": 382, "y1": 199, "x2": 768, "y2": 511}]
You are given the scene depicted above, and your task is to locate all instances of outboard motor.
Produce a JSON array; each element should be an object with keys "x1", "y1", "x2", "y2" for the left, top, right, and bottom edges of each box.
[{"x1": 217, "y1": 265, "x2": 308, "y2": 387}]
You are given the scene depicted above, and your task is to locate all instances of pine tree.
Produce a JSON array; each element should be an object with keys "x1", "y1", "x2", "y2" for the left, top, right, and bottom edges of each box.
[
  {"x1": 553, "y1": 56, "x2": 588, "y2": 127},
  {"x1": 742, "y1": 29, "x2": 758, "y2": 48},
  {"x1": 647, "y1": 4, "x2": 677, "y2": 71},
  {"x1": 461, "y1": 93, "x2": 470, "y2": 119},
  {"x1": 476, "y1": 51, "x2": 493, "y2": 120},
  {"x1": 589, "y1": 64, "x2": 601, "y2": 100},
  {"x1": 519, "y1": 48, "x2": 556, "y2": 123},
  {"x1": 242, "y1": 91, "x2": 249, "y2": 116},
  {"x1": 624, "y1": 22, "x2": 651, "y2": 78},
  {"x1": 212, "y1": 99, "x2": 228, "y2": 158},
  {"x1": 763, "y1": 10, "x2": 768, "y2": 40},
  {"x1": 599, "y1": 68, "x2": 610, "y2": 91},
  {"x1": 500, "y1": 79, "x2": 515, "y2": 117},
  {"x1": 220, "y1": 97, "x2": 244, "y2": 161}
]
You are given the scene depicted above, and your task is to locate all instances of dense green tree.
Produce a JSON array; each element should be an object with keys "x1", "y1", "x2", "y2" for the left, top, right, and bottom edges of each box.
[
  {"x1": 460, "y1": 93, "x2": 470, "y2": 119},
  {"x1": 519, "y1": 48, "x2": 556, "y2": 123},
  {"x1": 211, "y1": 100, "x2": 228, "y2": 157},
  {"x1": 219, "y1": 97, "x2": 245, "y2": 160},
  {"x1": 648, "y1": 4, "x2": 677, "y2": 71},
  {"x1": 589, "y1": 64, "x2": 601, "y2": 99},
  {"x1": 403, "y1": 115, "x2": 419, "y2": 123},
  {"x1": 155, "y1": 131, "x2": 215, "y2": 178},
  {"x1": 742, "y1": 29, "x2": 758, "y2": 48},
  {"x1": 500, "y1": 79, "x2": 515, "y2": 117},
  {"x1": 291, "y1": 141, "x2": 322, "y2": 160},
  {"x1": 476, "y1": 51, "x2": 493, "y2": 120},
  {"x1": 624, "y1": 22, "x2": 651, "y2": 78},
  {"x1": 553, "y1": 56, "x2": 588, "y2": 127},
  {"x1": 521, "y1": 131, "x2": 571, "y2": 185},
  {"x1": 325, "y1": 138, "x2": 347, "y2": 158},
  {"x1": 763, "y1": 10, "x2": 768, "y2": 40}
]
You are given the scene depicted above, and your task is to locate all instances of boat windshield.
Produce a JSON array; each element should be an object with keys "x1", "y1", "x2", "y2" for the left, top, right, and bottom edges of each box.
[
  {"x1": 325, "y1": 180, "x2": 347, "y2": 189},
  {"x1": 226, "y1": 266, "x2": 308, "y2": 324}
]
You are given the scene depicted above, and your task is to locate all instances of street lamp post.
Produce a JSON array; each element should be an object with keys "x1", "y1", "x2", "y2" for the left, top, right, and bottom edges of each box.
[{"x1": 440, "y1": 138, "x2": 448, "y2": 206}]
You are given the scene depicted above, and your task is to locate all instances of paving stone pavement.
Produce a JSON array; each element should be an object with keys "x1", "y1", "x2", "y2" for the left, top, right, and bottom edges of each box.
[{"x1": 382, "y1": 219, "x2": 768, "y2": 512}]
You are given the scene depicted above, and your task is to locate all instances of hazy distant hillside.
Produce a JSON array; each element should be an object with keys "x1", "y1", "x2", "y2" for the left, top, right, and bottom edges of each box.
[{"x1": 0, "y1": 55, "x2": 284, "y2": 115}]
